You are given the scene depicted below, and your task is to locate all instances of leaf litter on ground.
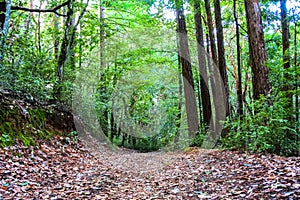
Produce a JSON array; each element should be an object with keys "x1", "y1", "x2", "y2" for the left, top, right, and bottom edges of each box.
[{"x1": 0, "y1": 137, "x2": 299, "y2": 199}]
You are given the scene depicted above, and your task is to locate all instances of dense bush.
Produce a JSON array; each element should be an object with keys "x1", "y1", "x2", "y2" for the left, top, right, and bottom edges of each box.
[{"x1": 222, "y1": 94, "x2": 299, "y2": 156}]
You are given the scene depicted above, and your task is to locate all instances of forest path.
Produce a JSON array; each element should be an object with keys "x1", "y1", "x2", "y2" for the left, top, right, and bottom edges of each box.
[
  {"x1": 0, "y1": 136, "x2": 299, "y2": 199},
  {"x1": 78, "y1": 136, "x2": 211, "y2": 173}
]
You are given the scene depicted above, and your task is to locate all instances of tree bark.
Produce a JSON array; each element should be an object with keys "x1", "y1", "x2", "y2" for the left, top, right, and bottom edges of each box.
[
  {"x1": 194, "y1": 1, "x2": 211, "y2": 128},
  {"x1": 0, "y1": 0, "x2": 12, "y2": 60},
  {"x1": 100, "y1": 6, "x2": 105, "y2": 69},
  {"x1": 176, "y1": 7, "x2": 199, "y2": 138},
  {"x1": 234, "y1": 0, "x2": 243, "y2": 116},
  {"x1": 214, "y1": 0, "x2": 230, "y2": 137},
  {"x1": 98, "y1": 3, "x2": 109, "y2": 138},
  {"x1": 294, "y1": 21, "x2": 299, "y2": 126},
  {"x1": 1, "y1": 0, "x2": 11, "y2": 37},
  {"x1": 204, "y1": 0, "x2": 218, "y2": 64},
  {"x1": 244, "y1": 0, "x2": 272, "y2": 100},
  {"x1": 57, "y1": 0, "x2": 74, "y2": 83},
  {"x1": 280, "y1": 0, "x2": 292, "y2": 111},
  {"x1": 54, "y1": 0, "x2": 89, "y2": 99},
  {"x1": 174, "y1": 48, "x2": 183, "y2": 144},
  {"x1": 280, "y1": 0, "x2": 290, "y2": 71},
  {"x1": 11, "y1": 1, "x2": 70, "y2": 17},
  {"x1": 0, "y1": 1, "x2": 5, "y2": 30},
  {"x1": 203, "y1": 0, "x2": 227, "y2": 144},
  {"x1": 54, "y1": 14, "x2": 59, "y2": 59}
]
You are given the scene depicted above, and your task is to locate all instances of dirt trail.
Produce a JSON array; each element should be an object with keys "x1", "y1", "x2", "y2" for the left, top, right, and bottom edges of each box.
[
  {"x1": 79, "y1": 134, "x2": 217, "y2": 173},
  {"x1": 0, "y1": 136, "x2": 299, "y2": 199}
]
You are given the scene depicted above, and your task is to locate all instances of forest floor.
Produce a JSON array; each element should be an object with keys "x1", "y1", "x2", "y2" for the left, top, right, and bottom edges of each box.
[{"x1": 0, "y1": 136, "x2": 299, "y2": 200}]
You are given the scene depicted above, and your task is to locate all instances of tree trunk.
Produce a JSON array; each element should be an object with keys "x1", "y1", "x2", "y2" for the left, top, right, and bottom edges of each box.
[
  {"x1": 121, "y1": 133, "x2": 126, "y2": 146},
  {"x1": 174, "y1": 43, "x2": 183, "y2": 144},
  {"x1": 203, "y1": 1, "x2": 227, "y2": 144},
  {"x1": 0, "y1": 0, "x2": 11, "y2": 60},
  {"x1": 37, "y1": 3, "x2": 42, "y2": 53},
  {"x1": 98, "y1": 4, "x2": 109, "y2": 138},
  {"x1": 214, "y1": 0, "x2": 230, "y2": 137},
  {"x1": 69, "y1": 17, "x2": 76, "y2": 70},
  {"x1": 57, "y1": 0, "x2": 74, "y2": 83},
  {"x1": 205, "y1": 30, "x2": 221, "y2": 147},
  {"x1": 176, "y1": 7, "x2": 199, "y2": 138},
  {"x1": 204, "y1": 0, "x2": 218, "y2": 64},
  {"x1": 193, "y1": 1, "x2": 212, "y2": 128},
  {"x1": 53, "y1": 0, "x2": 74, "y2": 100},
  {"x1": 110, "y1": 51, "x2": 118, "y2": 141},
  {"x1": 244, "y1": 0, "x2": 272, "y2": 100},
  {"x1": 294, "y1": 21, "x2": 299, "y2": 126},
  {"x1": 100, "y1": 5, "x2": 105, "y2": 69},
  {"x1": 195, "y1": 69, "x2": 203, "y2": 125},
  {"x1": 54, "y1": 14, "x2": 59, "y2": 59},
  {"x1": 280, "y1": 0, "x2": 292, "y2": 112},
  {"x1": 0, "y1": 0, "x2": 11, "y2": 38},
  {"x1": 234, "y1": 0, "x2": 243, "y2": 116},
  {"x1": 0, "y1": 1, "x2": 6, "y2": 30},
  {"x1": 280, "y1": 0, "x2": 290, "y2": 71},
  {"x1": 54, "y1": 0, "x2": 89, "y2": 99},
  {"x1": 204, "y1": 0, "x2": 218, "y2": 128}
]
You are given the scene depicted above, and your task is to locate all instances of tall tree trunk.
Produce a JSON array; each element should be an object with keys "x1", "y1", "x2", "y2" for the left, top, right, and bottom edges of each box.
[
  {"x1": 195, "y1": 70, "x2": 203, "y2": 125},
  {"x1": 100, "y1": 5, "x2": 105, "y2": 69},
  {"x1": 244, "y1": 0, "x2": 272, "y2": 100},
  {"x1": 54, "y1": 14, "x2": 59, "y2": 59},
  {"x1": 57, "y1": 0, "x2": 74, "y2": 83},
  {"x1": 0, "y1": 1, "x2": 5, "y2": 61},
  {"x1": 37, "y1": 3, "x2": 42, "y2": 53},
  {"x1": 69, "y1": 17, "x2": 76, "y2": 70},
  {"x1": 280, "y1": 0, "x2": 292, "y2": 112},
  {"x1": 204, "y1": 0, "x2": 218, "y2": 138},
  {"x1": 0, "y1": 0, "x2": 12, "y2": 60},
  {"x1": 0, "y1": 0, "x2": 11, "y2": 39},
  {"x1": 174, "y1": 41, "x2": 183, "y2": 144},
  {"x1": 121, "y1": 133, "x2": 126, "y2": 146},
  {"x1": 280, "y1": 0, "x2": 290, "y2": 71},
  {"x1": 0, "y1": 1, "x2": 5, "y2": 30},
  {"x1": 214, "y1": 0, "x2": 230, "y2": 137},
  {"x1": 110, "y1": 108, "x2": 116, "y2": 140},
  {"x1": 294, "y1": 21, "x2": 299, "y2": 126},
  {"x1": 203, "y1": 0, "x2": 227, "y2": 144},
  {"x1": 204, "y1": 0, "x2": 218, "y2": 64},
  {"x1": 53, "y1": 0, "x2": 74, "y2": 100},
  {"x1": 205, "y1": 30, "x2": 222, "y2": 147},
  {"x1": 234, "y1": 0, "x2": 243, "y2": 116},
  {"x1": 98, "y1": 3, "x2": 109, "y2": 137},
  {"x1": 110, "y1": 50, "x2": 118, "y2": 141},
  {"x1": 54, "y1": 0, "x2": 89, "y2": 99},
  {"x1": 79, "y1": 4, "x2": 82, "y2": 69},
  {"x1": 176, "y1": 6, "x2": 199, "y2": 138},
  {"x1": 194, "y1": 1, "x2": 211, "y2": 129}
]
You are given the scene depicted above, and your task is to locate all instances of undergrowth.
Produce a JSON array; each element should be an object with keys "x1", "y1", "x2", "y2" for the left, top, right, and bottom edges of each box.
[{"x1": 0, "y1": 107, "x2": 53, "y2": 147}]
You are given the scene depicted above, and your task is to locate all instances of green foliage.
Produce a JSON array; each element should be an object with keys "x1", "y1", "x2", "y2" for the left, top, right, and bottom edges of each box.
[
  {"x1": 17, "y1": 131, "x2": 35, "y2": 146},
  {"x1": 0, "y1": 122, "x2": 14, "y2": 147},
  {"x1": 191, "y1": 126, "x2": 207, "y2": 147},
  {"x1": 129, "y1": 137, "x2": 160, "y2": 152},
  {"x1": 223, "y1": 94, "x2": 300, "y2": 156}
]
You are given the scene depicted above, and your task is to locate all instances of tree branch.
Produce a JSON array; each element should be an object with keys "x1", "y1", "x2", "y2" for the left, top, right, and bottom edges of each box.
[{"x1": 11, "y1": 0, "x2": 70, "y2": 17}]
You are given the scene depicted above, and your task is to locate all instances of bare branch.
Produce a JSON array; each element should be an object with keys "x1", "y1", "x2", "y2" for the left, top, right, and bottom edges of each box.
[{"x1": 11, "y1": 0, "x2": 70, "y2": 17}]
